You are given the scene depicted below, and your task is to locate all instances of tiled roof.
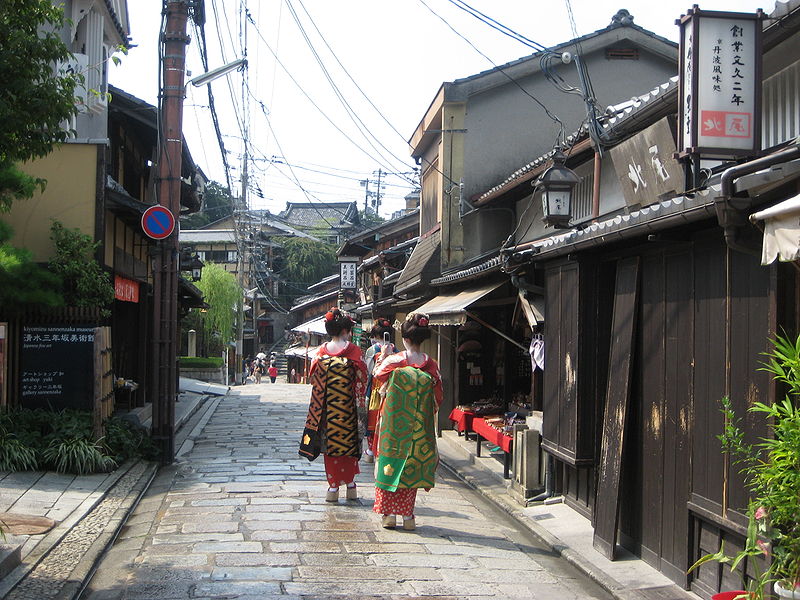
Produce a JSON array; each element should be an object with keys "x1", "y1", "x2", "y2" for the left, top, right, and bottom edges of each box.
[
  {"x1": 280, "y1": 202, "x2": 358, "y2": 230},
  {"x1": 431, "y1": 255, "x2": 503, "y2": 286},
  {"x1": 529, "y1": 188, "x2": 719, "y2": 259}
]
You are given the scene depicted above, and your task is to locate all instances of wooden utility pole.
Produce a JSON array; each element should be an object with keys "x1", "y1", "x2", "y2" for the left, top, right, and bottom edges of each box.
[{"x1": 152, "y1": 0, "x2": 190, "y2": 464}]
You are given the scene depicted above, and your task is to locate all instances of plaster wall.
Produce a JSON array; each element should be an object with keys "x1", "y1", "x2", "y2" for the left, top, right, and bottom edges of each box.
[
  {"x1": 7, "y1": 144, "x2": 98, "y2": 261},
  {"x1": 462, "y1": 49, "x2": 675, "y2": 201}
]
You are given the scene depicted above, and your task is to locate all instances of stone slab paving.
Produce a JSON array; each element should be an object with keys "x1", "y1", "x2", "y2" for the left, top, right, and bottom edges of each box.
[{"x1": 82, "y1": 382, "x2": 612, "y2": 600}]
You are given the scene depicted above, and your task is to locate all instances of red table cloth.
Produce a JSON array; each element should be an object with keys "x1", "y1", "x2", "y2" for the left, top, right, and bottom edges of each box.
[
  {"x1": 448, "y1": 407, "x2": 476, "y2": 433},
  {"x1": 471, "y1": 417, "x2": 513, "y2": 453}
]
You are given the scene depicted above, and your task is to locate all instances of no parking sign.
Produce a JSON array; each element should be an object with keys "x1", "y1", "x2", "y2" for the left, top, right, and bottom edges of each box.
[{"x1": 141, "y1": 205, "x2": 176, "y2": 240}]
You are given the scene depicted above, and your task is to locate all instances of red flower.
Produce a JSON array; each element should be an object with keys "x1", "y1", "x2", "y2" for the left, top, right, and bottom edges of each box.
[
  {"x1": 418, "y1": 317, "x2": 429, "y2": 327},
  {"x1": 325, "y1": 311, "x2": 334, "y2": 321}
]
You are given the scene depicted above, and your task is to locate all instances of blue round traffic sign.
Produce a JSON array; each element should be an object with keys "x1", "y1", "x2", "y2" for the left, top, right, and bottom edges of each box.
[{"x1": 142, "y1": 205, "x2": 176, "y2": 240}]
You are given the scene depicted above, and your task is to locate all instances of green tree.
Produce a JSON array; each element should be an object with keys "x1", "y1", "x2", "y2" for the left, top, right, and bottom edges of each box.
[
  {"x1": 0, "y1": 221, "x2": 62, "y2": 313},
  {"x1": 358, "y1": 209, "x2": 384, "y2": 230},
  {"x1": 180, "y1": 181, "x2": 233, "y2": 229},
  {"x1": 48, "y1": 221, "x2": 114, "y2": 317},
  {"x1": 282, "y1": 237, "x2": 337, "y2": 288},
  {"x1": 0, "y1": 1, "x2": 83, "y2": 209},
  {"x1": 194, "y1": 263, "x2": 240, "y2": 355}
]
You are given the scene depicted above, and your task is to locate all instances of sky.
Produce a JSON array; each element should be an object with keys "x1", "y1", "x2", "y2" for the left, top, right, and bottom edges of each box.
[{"x1": 109, "y1": 0, "x2": 771, "y2": 219}]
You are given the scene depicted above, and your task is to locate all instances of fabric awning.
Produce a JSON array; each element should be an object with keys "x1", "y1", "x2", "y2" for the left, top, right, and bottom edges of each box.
[
  {"x1": 290, "y1": 316, "x2": 327, "y2": 336},
  {"x1": 411, "y1": 281, "x2": 505, "y2": 326},
  {"x1": 284, "y1": 345, "x2": 320, "y2": 357},
  {"x1": 750, "y1": 193, "x2": 800, "y2": 264},
  {"x1": 518, "y1": 291, "x2": 545, "y2": 328}
]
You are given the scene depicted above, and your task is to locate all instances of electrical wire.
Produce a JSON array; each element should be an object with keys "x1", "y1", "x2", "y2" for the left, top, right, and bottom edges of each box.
[
  {"x1": 444, "y1": 0, "x2": 547, "y2": 51},
  {"x1": 417, "y1": 0, "x2": 566, "y2": 144},
  {"x1": 282, "y1": 1, "x2": 414, "y2": 178}
]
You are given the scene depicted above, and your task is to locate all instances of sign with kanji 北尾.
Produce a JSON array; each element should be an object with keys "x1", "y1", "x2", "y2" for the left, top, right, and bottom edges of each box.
[{"x1": 678, "y1": 8, "x2": 763, "y2": 158}]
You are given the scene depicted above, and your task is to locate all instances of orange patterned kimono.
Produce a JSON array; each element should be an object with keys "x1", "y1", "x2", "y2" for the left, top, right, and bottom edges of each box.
[{"x1": 300, "y1": 342, "x2": 367, "y2": 487}]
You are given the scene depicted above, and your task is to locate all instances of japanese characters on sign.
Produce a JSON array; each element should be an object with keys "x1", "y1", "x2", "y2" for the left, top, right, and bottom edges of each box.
[
  {"x1": 340, "y1": 261, "x2": 357, "y2": 289},
  {"x1": 114, "y1": 275, "x2": 140, "y2": 303},
  {"x1": 20, "y1": 326, "x2": 95, "y2": 410},
  {"x1": 678, "y1": 8, "x2": 762, "y2": 158},
  {"x1": 609, "y1": 118, "x2": 684, "y2": 208}
]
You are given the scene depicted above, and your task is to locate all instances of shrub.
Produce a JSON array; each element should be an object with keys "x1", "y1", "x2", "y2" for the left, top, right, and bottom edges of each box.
[
  {"x1": 41, "y1": 436, "x2": 116, "y2": 475},
  {"x1": 179, "y1": 356, "x2": 224, "y2": 369},
  {"x1": 0, "y1": 428, "x2": 38, "y2": 471}
]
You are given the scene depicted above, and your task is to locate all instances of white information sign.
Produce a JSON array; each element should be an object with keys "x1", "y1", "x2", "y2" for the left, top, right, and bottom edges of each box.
[
  {"x1": 678, "y1": 8, "x2": 762, "y2": 158},
  {"x1": 340, "y1": 262, "x2": 357, "y2": 289}
]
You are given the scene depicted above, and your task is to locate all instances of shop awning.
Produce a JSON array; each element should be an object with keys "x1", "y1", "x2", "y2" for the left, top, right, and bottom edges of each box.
[
  {"x1": 394, "y1": 228, "x2": 441, "y2": 295},
  {"x1": 750, "y1": 193, "x2": 800, "y2": 264},
  {"x1": 518, "y1": 291, "x2": 545, "y2": 328},
  {"x1": 284, "y1": 345, "x2": 320, "y2": 357},
  {"x1": 290, "y1": 316, "x2": 327, "y2": 336},
  {"x1": 411, "y1": 281, "x2": 504, "y2": 326}
]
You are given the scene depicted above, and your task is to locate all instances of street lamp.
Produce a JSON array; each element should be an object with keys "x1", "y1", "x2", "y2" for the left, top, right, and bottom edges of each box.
[
  {"x1": 189, "y1": 58, "x2": 247, "y2": 87},
  {"x1": 534, "y1": 149, "x2": 580, "y2": 229}
]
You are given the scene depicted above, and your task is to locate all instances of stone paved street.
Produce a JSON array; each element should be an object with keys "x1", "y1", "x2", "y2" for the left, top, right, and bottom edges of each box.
[{"x1": 82, "y1": 382, "x2": 612, "y2": 600}]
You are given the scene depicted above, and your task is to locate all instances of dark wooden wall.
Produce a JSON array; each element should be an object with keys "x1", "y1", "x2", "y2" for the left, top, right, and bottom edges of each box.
[{"x1": 542, "y1": 227, "x2": 785, "y2": 594}]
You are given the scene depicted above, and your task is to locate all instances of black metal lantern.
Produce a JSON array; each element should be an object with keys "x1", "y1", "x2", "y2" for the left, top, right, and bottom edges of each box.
[
  {"x1": 534, "y1": 150, "x2": 580, "y2": 229},
  {"x1": 191, "y1": 257, "x2": 203, "y2": 282}
]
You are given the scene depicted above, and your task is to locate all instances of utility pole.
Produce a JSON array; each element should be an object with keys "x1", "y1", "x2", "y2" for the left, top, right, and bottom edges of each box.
[
  {"x1": 359, "y1": 178, "x2": 370, "y2": 214},
  {"x1": 235, "y1": 153, "x2": 247, "y2": 384},
  {"x1": 374, "y1": 169, "x2": 383, "y2": 216},
  {"x1": 152, "y1": 0, "x2": 190, "y2": 464}
]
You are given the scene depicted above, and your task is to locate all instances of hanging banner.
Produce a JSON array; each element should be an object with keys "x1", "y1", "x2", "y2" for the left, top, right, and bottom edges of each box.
[{"x1": 678, "y1": 8, "x2": 763, "y2": 158}]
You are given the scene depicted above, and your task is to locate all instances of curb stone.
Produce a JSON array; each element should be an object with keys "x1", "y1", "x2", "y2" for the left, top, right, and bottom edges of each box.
[
  {"x1": 0, "y1": 461, "x2": 157, "y2": 600},
  {"x1": 436, "y1": 433, "x2": 697, "y2": 600}
]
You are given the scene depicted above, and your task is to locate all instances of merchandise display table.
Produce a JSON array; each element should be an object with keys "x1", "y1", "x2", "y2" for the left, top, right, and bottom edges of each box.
[
  {"x1": 472, "y1": 416, "x2": 514, "y2": 478},
  {"x1": 448, "y1": 407, "x2": 476, "y2": 436}
]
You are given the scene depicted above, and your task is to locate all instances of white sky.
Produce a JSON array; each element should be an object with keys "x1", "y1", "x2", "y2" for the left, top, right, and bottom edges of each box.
[{"x1": 109, "y1": 0, "x2": 770, "y2": 218}]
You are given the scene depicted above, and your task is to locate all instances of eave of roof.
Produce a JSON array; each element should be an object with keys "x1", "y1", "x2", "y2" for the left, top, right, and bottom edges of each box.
[{"x1": 431, "y1": 255, "x2": 503, "y2": 286}]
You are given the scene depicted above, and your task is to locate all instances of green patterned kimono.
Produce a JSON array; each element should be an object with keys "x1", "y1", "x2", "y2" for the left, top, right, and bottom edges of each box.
[{"x1": 375, "y1": 366, "x2": 438, "y2": 492}]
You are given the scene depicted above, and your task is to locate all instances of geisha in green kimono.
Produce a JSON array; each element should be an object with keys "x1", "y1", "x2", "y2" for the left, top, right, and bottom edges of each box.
[{"x1": 371, "y1": 312, "x2": 442, "y2": 531}]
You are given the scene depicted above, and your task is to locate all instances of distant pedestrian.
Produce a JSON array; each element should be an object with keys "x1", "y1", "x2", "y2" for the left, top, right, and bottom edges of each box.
[
  {"x1": 299, "y1": 308, "x2": 367, "y2": 503},
  {"x1": 363, "y1": 319, "x2": 396, "y2": 463},
  {"x1": 253, "y1": 360, "x2": 263, "y2": 384},
  {"x1": 290, "y1": 367, "x2": 297, "y2": 384},
  {"x1": 371, "y1": 312, "x2": 442, "y2": 531},
  {"x1": 268, "y1": 364, "x2": 278, "y2": 383},
  {"x1": 242, "y1": 356, "x2": 252, "y2": 385}
]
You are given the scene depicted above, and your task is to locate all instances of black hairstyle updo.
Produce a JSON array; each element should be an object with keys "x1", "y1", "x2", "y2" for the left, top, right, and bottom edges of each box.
[
  {"x1": 324, "y1": 307, "x2": 354, "y2": 337},
  {"x1": 400, "y1": 313, "x2": 431, "y2": 345},
  {"x1": 370, "y1": 318, "x2": 394, "y2": 341}
]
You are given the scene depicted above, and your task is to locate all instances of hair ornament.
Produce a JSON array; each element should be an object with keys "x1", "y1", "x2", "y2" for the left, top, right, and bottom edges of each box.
[
  {"x1": 418, "y1": 316, "x2": 429, "y2": 327},
  {"x1": 324, "y1": 311, "x2": 335, "y2": 322}
]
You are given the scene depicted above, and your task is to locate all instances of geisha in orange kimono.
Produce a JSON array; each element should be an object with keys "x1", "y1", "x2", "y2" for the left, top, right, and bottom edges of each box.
[
  {"x1": 371, "y1": 313, "x2": 442, "y2": 531},
  {"x1": 298, "y1": 308, "x2": 367, "y2": 502}
]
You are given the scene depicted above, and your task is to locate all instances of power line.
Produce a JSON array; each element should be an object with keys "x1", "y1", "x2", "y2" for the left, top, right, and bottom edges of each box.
[
  {"x1": 444, "y1": 0, "x2": 547, "y2": 51},
  {"x1": 245, "y1": 12, "x2": 417, "y2": 185},
  {"x1": 281, "y1": 1, "x2": 414, "y2": 178},
  {"x1": 417, "y1": 0, "x2": 565, "y2": 141}
]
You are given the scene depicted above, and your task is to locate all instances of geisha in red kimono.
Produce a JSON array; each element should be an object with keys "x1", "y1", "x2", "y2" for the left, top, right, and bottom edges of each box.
[
  {"x1": 371, "y1": 313, "x2": 442, "y2": 531},
  {"x1": 298, "y1": 309, "x2": 367, "y2": 502}
]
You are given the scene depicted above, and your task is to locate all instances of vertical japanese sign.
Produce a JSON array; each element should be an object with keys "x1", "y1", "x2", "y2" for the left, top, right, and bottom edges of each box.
[
  {"x1": 20, "y1": 326, "x2": 95, "y2": 410},
  {"x1": 678, "y1": 8, "x2": 763, "y2": 158},
  {"x1": 339, "y1": 259, "x2": 358, "y2": 289}
]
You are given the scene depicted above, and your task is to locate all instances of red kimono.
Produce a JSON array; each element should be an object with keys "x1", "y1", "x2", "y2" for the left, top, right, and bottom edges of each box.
[{"x1": 307, "y1": 342, "x2": 367, "y2": 487}]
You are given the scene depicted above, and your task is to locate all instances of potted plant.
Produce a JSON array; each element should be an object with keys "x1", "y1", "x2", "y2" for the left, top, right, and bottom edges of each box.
[{"x1": 689, "y1": 333, "x2": 800, "y2": 599}]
